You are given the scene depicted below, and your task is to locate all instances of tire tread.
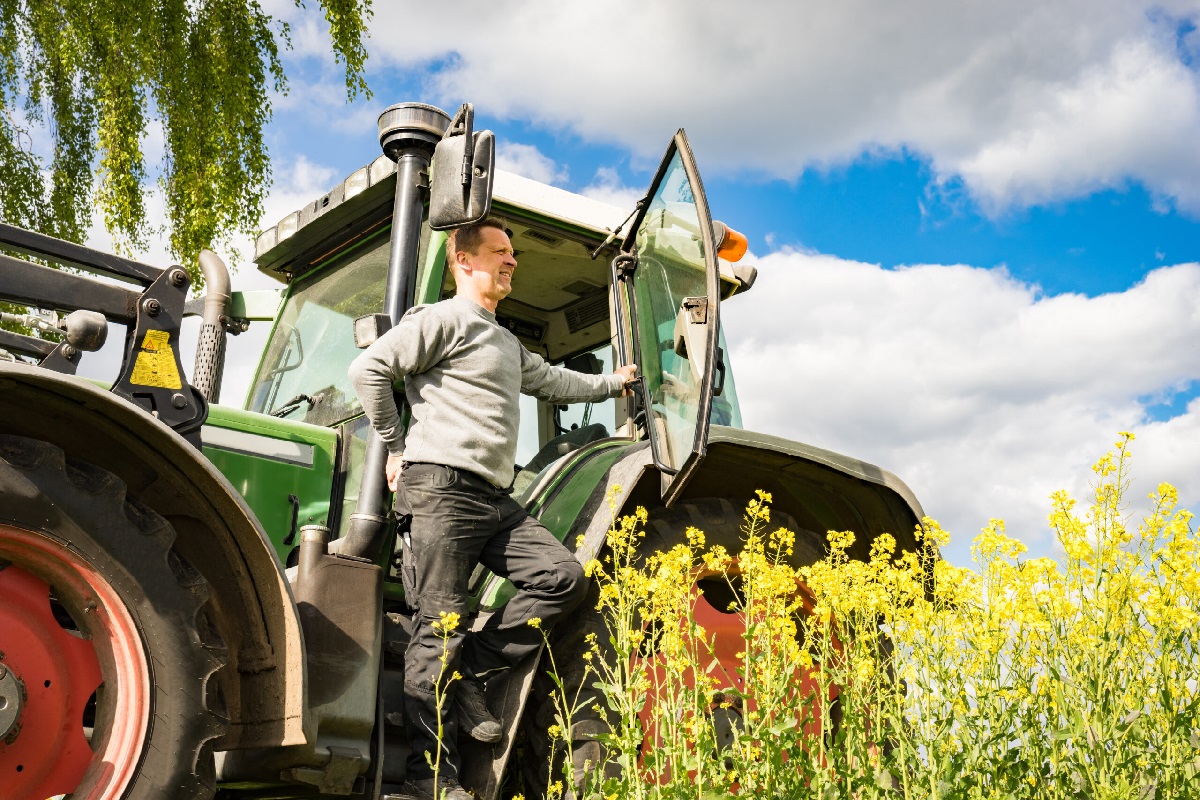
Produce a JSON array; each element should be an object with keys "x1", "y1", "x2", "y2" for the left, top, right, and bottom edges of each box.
[{"x1": 0, "y1": 434, "x2": 228, "y2": 800}]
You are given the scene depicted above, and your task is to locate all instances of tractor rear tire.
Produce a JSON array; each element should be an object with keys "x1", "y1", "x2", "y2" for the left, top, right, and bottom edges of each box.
[
  {"x1": 0, "y1": 435, "x2": 227, "y2": 800},
  {"x1": 520, "y1": 498, "x2": 814, "y2": 799}
]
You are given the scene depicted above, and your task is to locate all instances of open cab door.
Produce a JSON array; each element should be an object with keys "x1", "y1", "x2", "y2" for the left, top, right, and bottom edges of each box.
[{"x1": 616, "y1": 131, "x2": 724, "y2": 505}]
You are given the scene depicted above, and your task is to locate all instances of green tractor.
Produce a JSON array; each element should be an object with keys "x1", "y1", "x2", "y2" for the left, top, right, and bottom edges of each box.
[{"x1": 0, "y1": 102, "x2": 924, "y2": 799}]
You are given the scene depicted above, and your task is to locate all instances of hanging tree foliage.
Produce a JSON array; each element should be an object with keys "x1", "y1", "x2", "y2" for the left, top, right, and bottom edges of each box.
[{"x1": 0, "y1": 0, "x2": 371, "y2": 286}]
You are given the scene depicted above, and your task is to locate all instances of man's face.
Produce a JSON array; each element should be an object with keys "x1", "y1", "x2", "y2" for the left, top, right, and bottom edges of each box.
[{"x1": 457, "y1": 226, "x2": 517, "y2": 304}]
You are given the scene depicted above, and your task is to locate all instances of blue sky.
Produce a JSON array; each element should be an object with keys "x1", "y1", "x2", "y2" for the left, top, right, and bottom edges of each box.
[
  {"x1": 711, "y1": 162, "x2": 1200, "y2": 297},
  {"x1": 84, "y1": 0, "x2": 1200, "y2": 566}
]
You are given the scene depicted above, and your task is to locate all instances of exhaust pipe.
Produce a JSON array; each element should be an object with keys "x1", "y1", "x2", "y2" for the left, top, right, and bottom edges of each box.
[
  {"x1": 193, "y1": 249, "x2": 232, "y2": 403},
  {"x1": 333, "y1": 103, "x2": 450, "y2": 561}
]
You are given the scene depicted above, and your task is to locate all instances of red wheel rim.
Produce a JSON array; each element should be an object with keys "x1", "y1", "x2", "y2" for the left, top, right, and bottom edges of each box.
[
  {"x1": 0, "y1": 524, "x2": 150, "y2": 799},
  {"x1": 634, "y1": 562, "x2": 833, "y2": 773}
]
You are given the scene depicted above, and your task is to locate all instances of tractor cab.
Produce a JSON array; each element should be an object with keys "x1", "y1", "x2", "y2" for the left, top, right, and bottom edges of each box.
[{"x1": 246, "y1": 127, "x2": 755, "y2": 533}]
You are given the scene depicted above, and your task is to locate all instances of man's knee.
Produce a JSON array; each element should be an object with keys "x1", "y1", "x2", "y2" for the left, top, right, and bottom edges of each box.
[
  {"x1": 556, "y1": 556, "x2": 588, "y2": 612},
  {"x1": 415, "y1": 589, "x2": 470, "y2": 621},
  {"x1": 527, "y1": 551, "x2": 588, "y2": 615}
]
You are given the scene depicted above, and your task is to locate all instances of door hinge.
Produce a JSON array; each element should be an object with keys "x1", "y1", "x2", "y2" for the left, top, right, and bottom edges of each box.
[{"x1": 613, "y1": 252, "x2": 638, "y2": 281}]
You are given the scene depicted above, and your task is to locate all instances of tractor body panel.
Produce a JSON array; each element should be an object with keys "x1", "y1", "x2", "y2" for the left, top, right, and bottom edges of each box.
[{"x1": 202, "y1": 405, "x2": 339, "y2": 558}]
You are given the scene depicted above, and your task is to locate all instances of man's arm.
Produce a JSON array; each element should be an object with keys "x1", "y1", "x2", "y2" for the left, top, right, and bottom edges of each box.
[
  {"x1": 349, "y1": 352, "x2": 406, "y2": 490},
  {"x1": 349, "y1": 337, "x2": 409, "y2": 456},
  {"x1": 348, "y1": 305, "x2": 448, "y2": 488},
  {"x1": 519, "y1": 348, "x2": 637, "y2": 402}
]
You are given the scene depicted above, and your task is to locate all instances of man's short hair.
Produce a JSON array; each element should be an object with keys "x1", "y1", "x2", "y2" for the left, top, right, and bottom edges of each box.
[{"x1": 452, "y1": 217, "x2": 507, "y2": 257}]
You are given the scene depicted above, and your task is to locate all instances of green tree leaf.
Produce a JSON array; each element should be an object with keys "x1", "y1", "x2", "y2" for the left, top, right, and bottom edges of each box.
[{"x1": 0, "y1": 0, "x2": 372, "y2": 287}]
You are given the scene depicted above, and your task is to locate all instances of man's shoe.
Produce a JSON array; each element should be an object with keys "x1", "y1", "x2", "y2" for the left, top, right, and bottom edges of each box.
[
  {"x1": 390, "y1": 776, "x2": 473, "y2": 800},
  {"x1": 456, "y1": 675, "x2": 502, "y2": 743}
]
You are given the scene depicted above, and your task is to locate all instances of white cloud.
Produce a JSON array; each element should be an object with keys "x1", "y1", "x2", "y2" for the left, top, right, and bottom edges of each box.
[
  {"x1": 363, "y1": 0, "x2": 1200, "y2": 216},
  {"x1": 496, "y1": 142, "x2": 568, "y2": 185},
  {"x1": 254, "y1": 0, "x2": 381, "y2": 138},
  {"x1": 579, "y1": 166, "x2": 643, "y2": 211},
  {"x1": 269, "y1": 80, "x2": 380, "y2": 137},
  {"x1": 720, "y1": 250, "x2": 1200, "y2": 565},
  {"x1": 948, "y1": 39, "x2": 1200, "y2": 214}
]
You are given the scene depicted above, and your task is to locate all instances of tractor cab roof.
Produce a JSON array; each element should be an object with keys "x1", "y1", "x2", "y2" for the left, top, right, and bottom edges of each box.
[
  {"x1": 251, "y1": 155, "x2": 635, "y2": 361},
  {"x1": 253, "y1": 155, "x2": 627, "y2": 284}
]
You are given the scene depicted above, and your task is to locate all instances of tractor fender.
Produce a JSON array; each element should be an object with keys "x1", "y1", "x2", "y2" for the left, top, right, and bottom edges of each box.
[
  {"x1": 568, "y1": 427, "x2": 927, "y2": 565},
  {"x1": 0, "y1": 361, "x2": 310, "y2": 750},
  {"x1": 678, "y1": 425, "x2": 927, "y2": 560}
]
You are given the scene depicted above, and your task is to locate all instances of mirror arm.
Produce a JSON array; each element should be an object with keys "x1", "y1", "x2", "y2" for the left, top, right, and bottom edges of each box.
[{"x1": 446, "y1": 103, "x2": 476, "y2": 187}]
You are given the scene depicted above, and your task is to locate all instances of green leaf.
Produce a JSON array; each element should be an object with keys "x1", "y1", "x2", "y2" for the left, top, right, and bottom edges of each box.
[{"x1": 0, "y1": 0, "x2": 372, "y2": 285}]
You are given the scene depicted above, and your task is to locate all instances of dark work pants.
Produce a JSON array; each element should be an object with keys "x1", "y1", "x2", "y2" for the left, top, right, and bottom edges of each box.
[{"x1": 397, "y1": 463, "x2": 588, "y2": 781}]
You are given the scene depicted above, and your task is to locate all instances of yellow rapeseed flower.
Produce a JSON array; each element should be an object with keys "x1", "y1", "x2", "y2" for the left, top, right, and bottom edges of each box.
[{"x1": 432, "y1": 611, "x2": 460, "y2": 633}]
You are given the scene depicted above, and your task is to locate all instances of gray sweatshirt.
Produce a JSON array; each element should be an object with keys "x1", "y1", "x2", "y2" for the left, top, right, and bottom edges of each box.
[{"x1": 348, "y1": 295, "x2": 624, "y2": 489}]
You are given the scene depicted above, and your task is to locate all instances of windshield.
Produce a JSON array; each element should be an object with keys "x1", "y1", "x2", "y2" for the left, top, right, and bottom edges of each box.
[{"x1": 248, "y1": 234, "x2": 389, "y2": 426}]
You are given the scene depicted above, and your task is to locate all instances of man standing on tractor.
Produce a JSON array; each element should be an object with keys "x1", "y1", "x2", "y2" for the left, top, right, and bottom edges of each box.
[{"x1": 349, "y1": 217, "x2": 636, "y2": 800}]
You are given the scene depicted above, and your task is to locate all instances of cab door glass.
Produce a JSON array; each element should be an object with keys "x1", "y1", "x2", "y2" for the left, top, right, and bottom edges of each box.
[{"x1": 623, "y1": 133, "x2": 720, "y2": 499}]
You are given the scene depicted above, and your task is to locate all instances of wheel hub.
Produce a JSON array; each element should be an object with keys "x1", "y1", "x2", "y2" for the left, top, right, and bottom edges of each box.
[{"x1": 0, "y1": 662, "x2": 23, "y2": 741}]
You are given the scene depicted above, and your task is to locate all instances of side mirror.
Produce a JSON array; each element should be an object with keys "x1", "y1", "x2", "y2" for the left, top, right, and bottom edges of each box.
[
  {"x1": 429, "y1": 104, "x2": 496, "y2": 230},
  {"x1": 353, "y1": 313, "x2": 392, "y2": 349}
]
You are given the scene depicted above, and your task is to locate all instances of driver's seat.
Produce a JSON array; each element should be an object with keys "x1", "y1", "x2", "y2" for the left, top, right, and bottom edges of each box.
[{"x1": 512, "y1": 422, "x2": 609, "y2": 500}]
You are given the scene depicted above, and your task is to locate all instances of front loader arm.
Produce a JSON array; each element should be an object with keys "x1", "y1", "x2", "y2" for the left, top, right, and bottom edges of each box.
[{"x1": 0, "y1": 222, "x2": 230, "y2": 444}]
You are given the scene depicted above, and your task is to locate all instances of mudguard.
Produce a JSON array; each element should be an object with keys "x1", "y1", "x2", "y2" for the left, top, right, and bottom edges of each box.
[
  {"x1": 565, "y1": 426, "x2": 926, "y2": 569},
  {"x1": 0, "y1": 362, "x2": 311, "y2": 750},
  {"x1": 691, "y1": 425, "x2": 926, "y2": 556}
]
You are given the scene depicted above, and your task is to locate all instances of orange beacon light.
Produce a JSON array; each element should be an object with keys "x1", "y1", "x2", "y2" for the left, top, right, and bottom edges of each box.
[{"x1": 713, "y1": 220, "x2": 748, "y2": 262}]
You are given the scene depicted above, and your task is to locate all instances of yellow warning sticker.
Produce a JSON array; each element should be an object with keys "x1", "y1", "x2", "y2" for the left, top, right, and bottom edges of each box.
[{"x1": 130, "y1": 329, "x2": 182, "y2": 389}]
